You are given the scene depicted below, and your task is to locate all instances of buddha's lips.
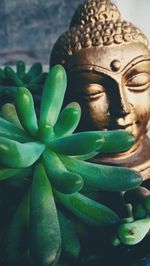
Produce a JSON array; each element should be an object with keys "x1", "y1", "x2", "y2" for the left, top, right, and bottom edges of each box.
[
  {"x1": 111, "y1": 121, "x2": 140, "y2": 131},
  {"x1": 118, "y1": 123, "x2": 134, "y2": 129}
]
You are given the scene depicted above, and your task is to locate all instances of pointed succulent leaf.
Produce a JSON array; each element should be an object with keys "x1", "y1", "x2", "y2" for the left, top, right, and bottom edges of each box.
[
  {"x1": 30, "y1": 162, "x2": 61, "y2": 266},
  {"x1": 4, "y1": 190, "x2": 30, "y2": 264},
  {"x1": 0, "y1": 117, "x2": 30, "y2": 142},
  {"x1": 16, "y1": 61, "x2": 26, "y2": 80},
  {"x1": 0, "y1": 167, "x2": 32, "y2": 181},
  {"x1": 15, "y1": 87, "x2": 38, "y2": 137},
  {"x1": 40, "y1": 65, "x2": 67, "y2": 126},
  {"x1": 1, "y1": 103, "x2": 22, "y2": 128},
  {"x1": 54, "y1": 102, "x2": 81, "y2": 137},
  {"x1": 98, "y1": 130, "x2": 135, "y2": 153},
  {"x1": 49, "y1": 132, "x2": 104, "y2": 155},
  {"x1": 30, "y1": 72, "x2": 47, "y2": 85},
  {"x1": 117, "y1": 218, "x2": 150, "y2": 245},
  {"x1": 60, "y1": 155, "x2": 142, "y2": 192},
  {"x1": 4, "y1": 66, "x2": 23, "y2": 86},
  {"x1": 27, "y1": 63, "x2": 42, "y2": 79},
  {"x1": 57, "y1": 210, "x2": 81, "y2": 258},
  {"x1": 0, "y1": 137, "x2": 45, "y2": 168},
  {"x1": 55, "y1": 190, "x2": 120, "y2": 227},
  {"x1": 71, "y1": 152, "x2": 99, "y2": 161},
  {"x1": 43, "y1": 149, "x2": 84, "y2": 194}
]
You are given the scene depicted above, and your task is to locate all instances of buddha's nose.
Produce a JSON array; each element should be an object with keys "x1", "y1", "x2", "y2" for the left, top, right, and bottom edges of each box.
[
  {"x1": 118, "y1": 85, "x2": 131, "y2": 117},
  {"x1": 107, "y1": 79, "x2": 131, "y2": 118}
]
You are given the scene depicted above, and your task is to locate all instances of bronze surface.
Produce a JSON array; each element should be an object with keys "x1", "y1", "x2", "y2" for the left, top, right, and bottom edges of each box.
[{"x1": 51, "y1": 0, "x2": 150, "y2": 180}]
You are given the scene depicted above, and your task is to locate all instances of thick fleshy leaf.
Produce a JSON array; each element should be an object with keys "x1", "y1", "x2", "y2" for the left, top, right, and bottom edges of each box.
[
  {"x1": 40, "y1": 65, "x2": 67, "y2": 126},
  {"x1": 57, "y1": 210, "x2": 81, "y2": 258},
  {"x1": 54, "y1": 102, "x2": 81, "y2": 137},
  {"x1": 1, "y1": 103, "x2": 22, "y2": 128},
  {"x1": 71, "y1": 152, "x2": 99, "y2": 161},
  {"x1": 0, "y1": 167, "x2": 32, "y2": 181},
  {"x1": 0, "y1": 117, "x2": 30, "y2": 142},
  {"x1": 37, "y1": 121, "x2": 54, "y2": 144},
  {"x1": 0, "y1": 137, "x2": 45, "y2": 168},
  {"x1": 27, "y1": 63, "x2": 42, "y2": 79},
  {"x1": 55, "y1": 190, "x2": 120, "y2": 227},
  {"x1": 22, "y1": 73, "x2": 31, "y2": 84},
  {"x1": 98, "y1": 130, "x2": 135, "y2": 153},
  {"x1": 15, "y1": 87, "x2": 38, "y2": 137},
  {"x1": 60, "y1": 155, "x2": 143, "y2": 192},
  {"x1": 30, "y1": 162, "x2": 61, "y2": 266},
  {"x1": 132, "y1": 203, "x2": 147, "y2": 220},
  {"x1": 30, "y1": 73, "x2": 47, "y2": 85},
  {"x1": 49, "y1": 132, "x2": 104, "y2": 155},
  {"x1": 43, "y1": 149, "x2": 83, "y2": 194},
  {"x1": 4, "y1": 191, "x2": 30, "y2": 264},
  {"x1": 117, "y1": 218, "x2": 150, "y2": 245},
  {"x1": 4, "y1": 66, "x2": 23, "y2": 86},
  {"x1": 16, "y1": 61, "x2": 26, "y2": 80}
]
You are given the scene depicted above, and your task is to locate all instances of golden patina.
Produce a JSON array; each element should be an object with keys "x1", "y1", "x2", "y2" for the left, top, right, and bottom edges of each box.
[{"x1": 50, "y1": 0, "x2": 150, "y2": 180}]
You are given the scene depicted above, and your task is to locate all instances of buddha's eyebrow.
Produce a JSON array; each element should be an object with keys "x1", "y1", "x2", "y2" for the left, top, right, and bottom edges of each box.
[
  {"x1": 123, "y1": 59, "x2": 150, "y2": 78},
  {"x1": 76, "y1": 71, "x2": 106, "y2": 81},
  {"x1": 122, "y1": 56, "x2": 150, "y2": 74}
]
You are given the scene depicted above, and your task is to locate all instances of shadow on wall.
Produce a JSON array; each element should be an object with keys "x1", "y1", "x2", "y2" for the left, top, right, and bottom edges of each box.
[{"x1": 0, "y1": 0, "x2": 149, "y2": 65}]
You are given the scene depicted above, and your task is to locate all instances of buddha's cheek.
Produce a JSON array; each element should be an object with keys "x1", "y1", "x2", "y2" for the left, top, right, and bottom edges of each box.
[
  {"x1": 129, "y1": 90, "x2": 150, "y2": 138},
  {"x1": 82, "y1": 94, "x2": 110, "y2": 130}
]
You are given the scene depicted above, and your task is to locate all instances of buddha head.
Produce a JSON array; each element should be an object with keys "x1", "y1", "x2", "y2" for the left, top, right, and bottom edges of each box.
[{"x1": 50, "y1": 0, "x2": 150, "y2": 145}]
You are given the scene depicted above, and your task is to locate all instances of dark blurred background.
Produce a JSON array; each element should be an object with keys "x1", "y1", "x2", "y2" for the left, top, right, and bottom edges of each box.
[
  {"x1": 0, "y1": 0, "x2": 81, "y2": 65},
  {"x1": 0, "y1": 0, "x2": 149, "y2": 65}
]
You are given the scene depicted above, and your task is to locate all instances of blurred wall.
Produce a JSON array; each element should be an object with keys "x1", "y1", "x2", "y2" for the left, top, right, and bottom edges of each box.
[
  {"x1": 113, "y1": 0, "x2": 150, "y2": 41},
  {"x1": 0, "y1": 0, "x2": 81, "y2": 65},
  {"x1": 0, "y1": 0, "x2": 149, "y2": 65}
]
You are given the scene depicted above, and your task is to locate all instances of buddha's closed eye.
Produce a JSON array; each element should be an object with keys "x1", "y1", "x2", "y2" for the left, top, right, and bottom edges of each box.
[
  {"x1": 126, "y1": 73, "x2": 150, "y2": 92},
  {"x1": 83, "y1": 84, "x2": 105, "y2": 99}
]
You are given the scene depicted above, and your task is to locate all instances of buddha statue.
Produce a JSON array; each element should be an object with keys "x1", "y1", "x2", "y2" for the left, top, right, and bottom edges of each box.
[{"x1": 50, "y1": 0, "x2": 150, "y2": 180}]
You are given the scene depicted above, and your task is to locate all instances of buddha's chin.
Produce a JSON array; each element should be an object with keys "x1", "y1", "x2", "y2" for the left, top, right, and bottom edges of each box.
[
  {"x1": 119, "y1": 123, "x2": 147, "y2": 154},
  {"x1": 125, "y1": 123, "x2": 146, "y2": 143}
]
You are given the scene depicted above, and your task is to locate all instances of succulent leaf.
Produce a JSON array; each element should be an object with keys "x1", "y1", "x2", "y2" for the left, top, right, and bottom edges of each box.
[
  {"x1": 0, "y1": 64, "x2": 142, "y2": 266},
  {"x1": 117, "y1": 218, "x2": 150, "y2": 245},
  {"x1": 4, "y1": 190, "x2": 30, "y2": 264},
  {"x1": 49, "y1": 132, "x2": 104, "y2": 155},
  {"x1": 30, "y1": 162, "x2": 61, "y2": 266},
  {"x1": 0, "y1": 137, "x2": 45, "y2": 168},
  {"x1": 60, "y1": 155, "x2": 142, "y2": 192},
  {"x1": 40, "y1": 65, "x2": 67, "y2": 126},
  {"x1": 1, "y1": 103, "x2": 23, "y2": 128},
  {"x1": 15, "y1": 87, "x2": 38, "y2": 137},
  {"x1": 55, "y1": 190, "x2": 120, "y2": 227},
  {"x1": 0, "y1": 117, "x2": 30, "y2": 142},
  {"x1": 54, "y1": 102, "x2": 81, "y2": 137},
  {"x1": 43, "y1": 149, "x2": 84, "y2": 194},
  {"x1": 16, "y1": 61, "x2": 26, "y2": 80}
]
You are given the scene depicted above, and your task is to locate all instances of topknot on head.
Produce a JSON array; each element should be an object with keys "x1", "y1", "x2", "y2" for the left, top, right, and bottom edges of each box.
[
  {"x1": 70, "y1": 0, "x2": 121, "y2": 28},
  {"x1": 50, "y1": 0, "x2": 149, "y2": 68}
]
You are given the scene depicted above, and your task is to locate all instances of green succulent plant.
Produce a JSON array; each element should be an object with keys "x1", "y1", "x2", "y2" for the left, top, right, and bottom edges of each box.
[
  {"x1": 110, "y1": 186, "x2": 150, "y2": 247},
  {"x1": 0, "y1": 64, "x2": 143, "y2": 266},
  {"x1": 111, "y1": 214, "x2": 150, "y2": 247},
  {"x1": 0, "y1": 61, "x2": 47, "y2": 105}
]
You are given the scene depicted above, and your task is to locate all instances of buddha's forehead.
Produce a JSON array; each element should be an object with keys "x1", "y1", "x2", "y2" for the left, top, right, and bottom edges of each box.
[{"x1": 69, "y1": 42, "x2": 150, "y2": 74}]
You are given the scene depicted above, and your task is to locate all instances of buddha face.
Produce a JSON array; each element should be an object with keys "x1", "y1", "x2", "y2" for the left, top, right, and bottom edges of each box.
[{"x1": 67, "y1": 43, "x2": 150, "y2": 142}]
